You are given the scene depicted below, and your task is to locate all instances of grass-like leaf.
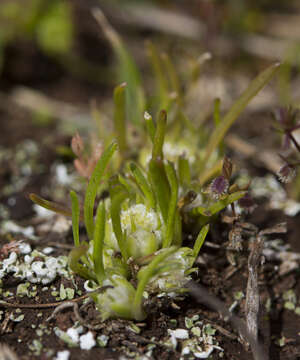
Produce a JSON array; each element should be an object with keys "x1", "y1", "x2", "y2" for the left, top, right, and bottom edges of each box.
[
  {"x1": 161, "y1": 52, "x2": 183, "y2": 104},
  {"x1": 92, "y1": 8, "x2": 145, "y2": 126},
  {"x1": 163, "y1": 161, "x2": 179, "y2": 248},
  {"x1": 148, "y1": 158, "x2": 170, "y2": 223},
  {"x1": 110, "y1": 188, "x2": 129, "y2": 261},
  {"x1": 144, "y1": 111, "x2": 156, "y2": 144},
  {"x1": 208, "y1": 191, "x2": 246, "y2": 215},
  {"x1": 152, "y1": 110, "x2": 167, "y2": 160},
  {"x1": 193, "y1": 224, "x2": 210, "y2": 259},
  {"x1": 130, "y1": 163, "x2": 156, "y2": 209},
  {"x1": 146, "y1": 41, "x2": 169, "y2": 109},
  {"x1": 204, "y1": 63, "x2": 281, "y2": 163},
  {"x1": 29, "y1": 193, "x2": 74, "y2": 218},
  {"x1": 114, "y1": 83, "x2": 128, "y2": 154},
  {"x1": 93, "y1": 201, "x2": 106, "y2": 284},
  {"x1": 84, "y1": 141, "x2": 118, "y2": 239},
  {"x1": 68, "y1": 244, "x2": 96, "y2": 281},
  {"x1": 178, "y1": 155, "x2": 191, "y2": 187},
  {"x1": 133, "y1": 246, "x2": 178, "y2": 320},
  {"x1": 70, "y1": 190, "x2": 80, "y2": 247}
]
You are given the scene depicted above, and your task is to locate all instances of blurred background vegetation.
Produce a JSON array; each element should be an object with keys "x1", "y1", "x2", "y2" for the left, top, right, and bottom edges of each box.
[{"x1": 1, "y1": 0, "x2": 300, "y2": 198}]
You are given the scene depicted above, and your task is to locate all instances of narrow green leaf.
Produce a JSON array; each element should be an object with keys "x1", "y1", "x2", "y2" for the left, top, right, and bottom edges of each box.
[
  {"x1": 130, "y1": 163, "x2": 156, "y2": 209},
  {"x1": 191, "y1": 191, "x2": 246, "y2": 217},
  {"x1": 148, "y1": 158, "x2": 170, "y2": 223},
  {"x1": 152, "y1": 110, "x2": 167, "y2": 160},
  {"x1": 29, "y1": 193, "x2": 73, "y2": 218},
  {"x1": 178, "y1": 155, "x2": 191, "y2": 187},
  {"x1": 114, "y1": 83, "x2": 127, "y2": 154},
  {"x1": 93, "y1": 8, "x2": 145, "y2": 125},
  {"x1": 208, "y1": 191, "x2": 246, "y2": 215},
  {"x1": 193, "y1": 224, "x2": 209, "y2": 259},
  {"x1": 133, "y1": 246, "x2": 178, "y2": 320},
  {"x1": 163, "y1": 161, "x2": 179, "y2": 248},
  {"x1": 213, "y1": 98, "x2": 221, "y2": 127},
  {"x1": 70, "y1": 190, "x2": 80, "y2": 247},
  {"x1": 68, "y1": 244, "x2": 96, "y2": 281},
  {"x1": 93, "y1": 201, "x2": 106, "y2": 284},
  {"x1": 110, "y1": 186, "x2": 129, "y2": 261},
  {"x1": 161, "y1": 52, "x2": 182, "y2": 103},
  {"x1": 84, "y1": 141, "x2": 118, "y2": 239},
  {"x1": 204, "y1": 63, "x2": 281, "y2": 163},
  {"x1": 144, "y1": 111, "x2": 156, "y2": 144},
  {"x1": 146, "y1": 41, "x2": 169, "y2": 109},
  {"x1": 118, "y1": 174, "x2": 133, "y2": 195}
]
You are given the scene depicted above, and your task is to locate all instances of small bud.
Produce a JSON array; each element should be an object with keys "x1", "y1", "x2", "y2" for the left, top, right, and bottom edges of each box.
[
  {"x1": 222, "y1": 156, "x2": 233, "y2": 180},
  {"x1": 277, "y1": 164, "x2": 296, "y2": 183},
  {"x1": 209, "y1": 175, "x2": 229, "y2": 199},
  {"x1": 71, "y1": 132, "x2": 84, "y2": 157}
]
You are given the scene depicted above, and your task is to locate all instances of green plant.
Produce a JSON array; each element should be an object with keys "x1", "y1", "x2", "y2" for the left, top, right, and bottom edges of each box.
[
  {"x1": 30, "y1": 11, "x2": 280, "y2": 321},
  {"x1": 32, "y1": 97, "x2": 257, "y2": 321},
  {"x1": 30, "y1": 43, "x2": 280, "y2": 320}
]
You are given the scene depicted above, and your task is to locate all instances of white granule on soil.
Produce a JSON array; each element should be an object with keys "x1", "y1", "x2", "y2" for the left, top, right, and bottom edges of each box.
[
  {"x1": 54, "y1": 350, "x2": 70, "y2": 360},
  {"x1": 171, "y1": 329, "x2": 189, "y2": 339},
  {"x1": 66, "y1": 327, "x2": 79, "y2": 343},
  {"x1": 79, "y1": 331, "x2": 96, "y2": 350}
]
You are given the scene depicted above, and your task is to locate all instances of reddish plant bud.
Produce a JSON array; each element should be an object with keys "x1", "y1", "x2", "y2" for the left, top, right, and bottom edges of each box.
[
  {"x1": 209, "y1": 175, "x2": 229, "y2": 199},
  {"x1": 71, "y1": 132, "x2": 84, "y2": 157}
]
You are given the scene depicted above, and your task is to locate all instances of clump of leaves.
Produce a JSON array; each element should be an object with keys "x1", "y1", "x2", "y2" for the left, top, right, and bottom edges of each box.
[
  {"x1": 31, "y1": 46, "x2": 280, "y2": 320},
  {"x1": 32, "y1": 102, "x2": 254, "y2": 321}
]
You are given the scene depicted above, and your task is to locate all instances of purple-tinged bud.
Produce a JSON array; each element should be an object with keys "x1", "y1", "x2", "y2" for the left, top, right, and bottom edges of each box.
[
  {"x1": 209, "y1": 175, "x2": 229, "y2": 199},
  {"x1": 277, "y1": 164, "x2": 296, "y2": 183}
]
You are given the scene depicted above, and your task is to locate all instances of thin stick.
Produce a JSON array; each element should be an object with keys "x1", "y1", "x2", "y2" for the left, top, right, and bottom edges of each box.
[
  {"x1": 246, "y1": 235, "x2": 264, "y2": 343},
  {"x1": 0, "y1": 294, "x2": 89, "y2": 309},
  {"x1": 0, "y1": 286, "x2": 112, "y2": 309}
]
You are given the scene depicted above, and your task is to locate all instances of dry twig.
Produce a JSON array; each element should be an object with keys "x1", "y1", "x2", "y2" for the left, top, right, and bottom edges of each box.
[{"x1": 246, "y1": 235, "x2": 264, "y2": 344}]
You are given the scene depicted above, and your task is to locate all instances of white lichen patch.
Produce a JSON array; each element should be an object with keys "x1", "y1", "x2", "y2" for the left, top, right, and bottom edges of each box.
[
  {"x1": 251, "y1": 175, "x2": 300, "y2": 216},
  {"x1": 0, "y1": 250, "x2": 71, "y2": 285}
]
